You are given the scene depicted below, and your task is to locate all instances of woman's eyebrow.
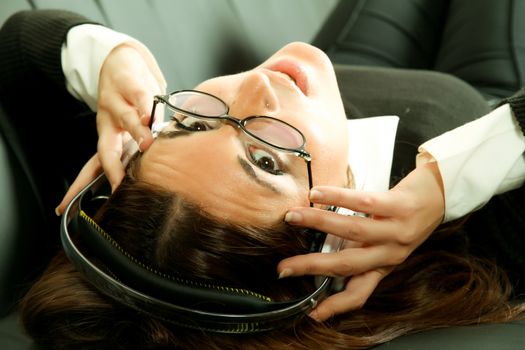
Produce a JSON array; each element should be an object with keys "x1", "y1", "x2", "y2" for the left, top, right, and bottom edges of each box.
[
  {"x1": 237, "y1": 156, "x2": 281, "y2": 195},
  {"x1": 156, "y1": 130, "x2": 282, "y2": 194},
  {"x1": 157, "y1": 129, "x2": 191, "y2": 139}
]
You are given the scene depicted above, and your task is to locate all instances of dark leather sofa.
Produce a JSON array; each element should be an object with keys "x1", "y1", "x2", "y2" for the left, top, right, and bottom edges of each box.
[{"x1": 1, "y1": 1, "x2": 524, "y2": 349}]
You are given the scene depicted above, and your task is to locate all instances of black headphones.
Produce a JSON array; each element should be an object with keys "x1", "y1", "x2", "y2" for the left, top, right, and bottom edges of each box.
[{"x1": 61, "y1": 172, "x2": 345, "y2": 333}]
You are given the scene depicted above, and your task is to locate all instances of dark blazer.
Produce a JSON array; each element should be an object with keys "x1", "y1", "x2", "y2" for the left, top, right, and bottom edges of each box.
[{"x1": 0, "y1": 10, "x2": 98, "y2": 217}]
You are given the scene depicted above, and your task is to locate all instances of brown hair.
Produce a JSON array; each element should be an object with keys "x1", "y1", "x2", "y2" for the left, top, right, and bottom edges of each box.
[{"x1": 20, "y1": 155, "x2": 525, "y2": 349}]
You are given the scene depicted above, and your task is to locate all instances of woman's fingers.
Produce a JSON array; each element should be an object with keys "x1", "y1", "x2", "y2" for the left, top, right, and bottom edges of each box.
[
  {"x1": 98, "y1": 44, "x2": 162, "y2": 154},
  {"x1": 309, "y1": 186, "x2": 404, "y2": 217},
  {"x1": 278, "y1": 245, "x2": 403, "y2": 278},
  {"x1": 119, "y1": 77, "x2": 153, "y2": 117},
  {"x1": 285, "y1": 207, "x2": 393, "y2": 243},
  {"x1": 277, "y1": 165, "x2": 446, "y2": 320},
  {"x1": 96, "y1": 116, "x2": 125, "y2": 191},
  {"x1": 116, "y1": 67, "x2": 159, "y2": 131},
  {"x1": 309, "y1": 268, "x2": 391, "y2": 322},
  {"x1": 55, "y1": 154, "x2": 102, "y2": 215},
  {"x1": 96, "y1": 85, "x2": 154, "y2": 190},
  {"x1": 100, "y1": 91, "x2": 153, "y2": 151},
  {"x1": 117, "y1": 105, "x2": 153, "y2": 151}
]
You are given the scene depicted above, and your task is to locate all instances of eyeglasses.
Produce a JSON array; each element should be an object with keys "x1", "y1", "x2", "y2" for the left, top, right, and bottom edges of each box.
[{"x1": 149, "y1": 90, "x2": 313, "y2": 206}]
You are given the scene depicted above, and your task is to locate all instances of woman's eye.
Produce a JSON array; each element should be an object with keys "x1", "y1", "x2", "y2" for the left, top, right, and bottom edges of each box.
[
  {"x1": 248, "y1": 146, "x2": 283, "y2": 175},
  {"x1": 171, "y1": 115, "x2": 212, "y2": 132}
]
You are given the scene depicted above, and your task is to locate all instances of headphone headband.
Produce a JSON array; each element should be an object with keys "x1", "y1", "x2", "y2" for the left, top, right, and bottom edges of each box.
[{"x1": 61, "y1": 173, "x2": 342, "y2": 333}]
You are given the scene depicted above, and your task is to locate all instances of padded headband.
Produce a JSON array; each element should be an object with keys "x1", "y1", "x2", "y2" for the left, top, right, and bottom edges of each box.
[{"x1": 61, "y1": 173, "x2": 343, "y2": 333}]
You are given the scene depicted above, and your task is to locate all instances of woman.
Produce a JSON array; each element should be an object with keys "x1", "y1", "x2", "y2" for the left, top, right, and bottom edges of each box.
[
  {"x1": 1, "y1": 3, "x2": 524, "y2": 350},
  {"x1": 56, "y1": 0, "x2": 525, "y2": 322}
]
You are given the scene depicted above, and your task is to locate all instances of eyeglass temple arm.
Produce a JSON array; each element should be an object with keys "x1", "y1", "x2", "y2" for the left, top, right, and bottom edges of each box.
[
  {"x1": 149, "y1": 95, "x2": 171, "y2": 129},
  {"x1": 305, "y1": 157, "x2": 313, "y2": 208},
  {"x1": 149, "y1": 98, "x2": 160, "y2": 130}
]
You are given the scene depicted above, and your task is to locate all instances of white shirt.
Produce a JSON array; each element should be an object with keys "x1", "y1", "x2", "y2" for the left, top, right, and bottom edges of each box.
[
  {"x1": 61, "y1": 24, "x2": 525, "y2": 222},
  {"x1": 418, "y1": 105, "x2": 525, "y2": 221}
]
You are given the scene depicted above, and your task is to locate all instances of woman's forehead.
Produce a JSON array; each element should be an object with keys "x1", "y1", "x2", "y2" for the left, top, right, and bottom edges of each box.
[{"x1": 140, "y1": 132, "x2": 307, "y2": 225}]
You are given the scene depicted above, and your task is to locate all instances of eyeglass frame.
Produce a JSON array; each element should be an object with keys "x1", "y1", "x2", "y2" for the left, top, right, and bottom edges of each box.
[{"x1": 149, "y1": 89, "x2": 314, "y2": 207}]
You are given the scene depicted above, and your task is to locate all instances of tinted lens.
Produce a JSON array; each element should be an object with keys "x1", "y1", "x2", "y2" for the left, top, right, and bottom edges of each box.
[
  {"x1": 245, "y1": 117, "x2": 305, "y2": 149},
  {"x1": 168, "y1": 91, "x2": 228, "y2": 117}
]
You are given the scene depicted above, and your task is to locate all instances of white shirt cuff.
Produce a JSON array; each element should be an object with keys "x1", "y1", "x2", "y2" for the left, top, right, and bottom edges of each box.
[{"x1": 417, "y1": 104, "x2": 525, "y2": 222}]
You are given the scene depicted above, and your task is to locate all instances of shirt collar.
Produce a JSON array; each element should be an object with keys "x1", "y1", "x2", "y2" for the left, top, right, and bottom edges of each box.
[{"x1": 346, "y1": 116, "x2": 399, "y2": 192}]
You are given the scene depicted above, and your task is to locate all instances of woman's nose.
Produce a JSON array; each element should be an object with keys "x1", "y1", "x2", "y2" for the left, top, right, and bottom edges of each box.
[{"x1": 229, "y1": 71, "x2": 279, "y2": 118}]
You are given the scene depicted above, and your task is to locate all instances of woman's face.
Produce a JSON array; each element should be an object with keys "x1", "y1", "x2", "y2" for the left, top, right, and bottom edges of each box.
[{"x1": 140, "y1": 42, "x2": 349, "y2": 225}]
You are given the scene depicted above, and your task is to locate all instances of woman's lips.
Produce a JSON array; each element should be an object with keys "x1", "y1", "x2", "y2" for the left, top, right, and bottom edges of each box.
[{"x1": 267, "y1": 59, "x2": 309, "y2": 96}]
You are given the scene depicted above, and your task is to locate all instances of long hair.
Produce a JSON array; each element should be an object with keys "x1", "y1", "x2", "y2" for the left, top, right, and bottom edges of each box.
[{"x1": 20, "y1": 154, "x2": 525, "y2": 349}]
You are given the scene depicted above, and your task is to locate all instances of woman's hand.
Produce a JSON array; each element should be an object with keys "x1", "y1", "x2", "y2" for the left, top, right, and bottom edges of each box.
[
  {"x1": 55, "y1": 43, "x2": 166, "y2": 215},
  {"x1": 277, "y1": 161, "x2": 445, "y2": 321},
  {"x1": 96, "y1": 43, "x2": 165, "y2": 188}
]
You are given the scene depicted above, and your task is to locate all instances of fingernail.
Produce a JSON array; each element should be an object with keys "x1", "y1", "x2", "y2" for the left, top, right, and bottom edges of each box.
[
  {"x1": 284, "y1": 211, "x2": 302, "y2": 224},
  {"x1": 278, "y1": 268, "x2": 293, "y2": 279},
  {"x1": 309, "y1": 189, "x2": 322, "y2": 201},
  {"x1": 308, "y1": 309, "x2": 321, "y2": 322},
  {"x1": 55, "y1": 206, "x2": 61, "y2": 216},
  {"x1": 137, "y1": 137, "x2": 144, "y2": 152}
]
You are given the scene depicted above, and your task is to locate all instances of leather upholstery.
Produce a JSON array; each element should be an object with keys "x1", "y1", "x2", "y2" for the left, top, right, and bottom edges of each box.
[{"x1": 1, "y1": 1, "x2": 524, "y2": 349}]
